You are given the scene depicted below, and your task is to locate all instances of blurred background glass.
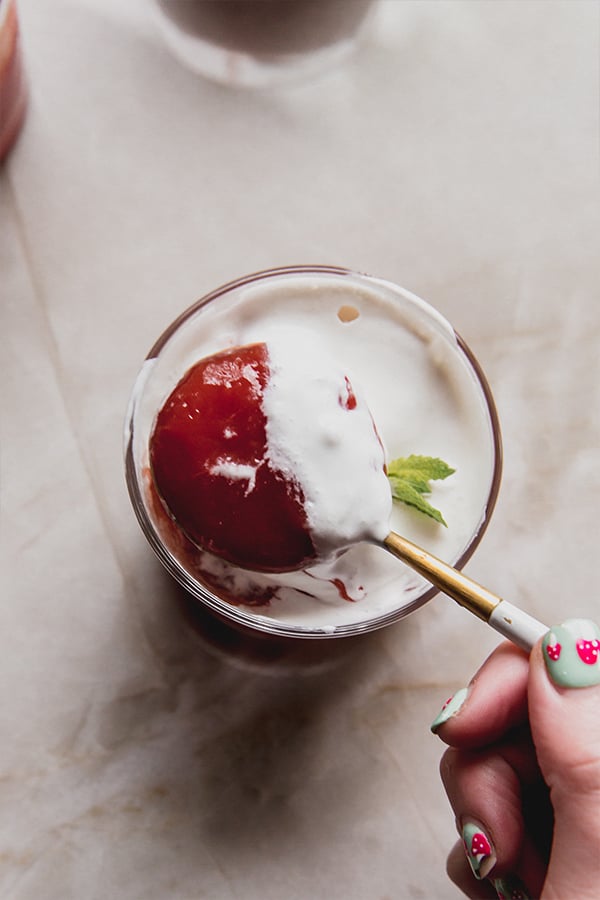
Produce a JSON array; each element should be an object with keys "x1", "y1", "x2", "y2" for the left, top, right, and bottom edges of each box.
[{"x1": 154, "y1": 0, "x2": 377, "y2": 87}]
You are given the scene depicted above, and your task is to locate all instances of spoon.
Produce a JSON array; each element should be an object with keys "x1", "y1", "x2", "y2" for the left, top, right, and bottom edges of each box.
[{"x1": 383, "y1": 532, "x2": 547, "y2": 652}]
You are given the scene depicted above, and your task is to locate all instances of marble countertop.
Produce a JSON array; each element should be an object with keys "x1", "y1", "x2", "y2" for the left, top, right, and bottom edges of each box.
[{"x1": 1, "y1": 1, "x2": 598, "y2": 898}]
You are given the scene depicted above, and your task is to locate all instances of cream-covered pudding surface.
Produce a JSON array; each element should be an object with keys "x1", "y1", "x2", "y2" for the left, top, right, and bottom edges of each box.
[
  {"x1": 262, "y1": 327, "x2": 393, "y2": 556},
  {"x1": 132, "y1": 270, "x2": 499, "y2": 634}
]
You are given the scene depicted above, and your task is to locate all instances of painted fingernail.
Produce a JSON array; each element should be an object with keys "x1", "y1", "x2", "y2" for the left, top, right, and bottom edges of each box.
[
  {"x1": 492, "y1": 874, "x2": 530, "y2": 899},
  {"x1": 462, "y1": 821, "x2": 496, "y2": 879},
  {"x1": 430, "y1": 686, "x2": 469, "y2": 733},
  {"x1": 543, "y1": 618, "x2": 600, "y2": 688}
]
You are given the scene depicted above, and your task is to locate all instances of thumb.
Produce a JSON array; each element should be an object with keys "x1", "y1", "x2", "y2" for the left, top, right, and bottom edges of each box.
[{"x1": 529, "y1": 618, "x2": 600, "y2": 900}]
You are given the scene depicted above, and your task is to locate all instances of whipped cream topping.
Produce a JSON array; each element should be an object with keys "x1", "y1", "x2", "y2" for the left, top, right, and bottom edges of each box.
[{"x1": 262, "y1": 328, "x2": 392, "y2": 559}]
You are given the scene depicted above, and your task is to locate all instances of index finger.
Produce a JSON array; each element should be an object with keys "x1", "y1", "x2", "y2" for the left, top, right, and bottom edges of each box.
[{"x1": 431, "y1": 641, "x2": 530, "y2": 749}]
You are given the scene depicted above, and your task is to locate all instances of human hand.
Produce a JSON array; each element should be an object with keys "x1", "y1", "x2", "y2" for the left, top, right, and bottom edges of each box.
[{"x1": 430, "y1": 619, "x2": 600, "y2": 899}]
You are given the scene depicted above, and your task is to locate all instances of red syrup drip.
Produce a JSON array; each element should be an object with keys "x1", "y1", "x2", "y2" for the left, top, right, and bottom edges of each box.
[
  {"x1": 339, "y1": 375, "x2": 357, "y2": 410},
  {"x1": 150, "y1": 342, "x2": 316, "y2": 573},
  {"x1": 304, "y1": 570, "x2": 364, "y2": 603},
  {"x1": 330, "y1": 577, "x2": 363, "y2": 602}
]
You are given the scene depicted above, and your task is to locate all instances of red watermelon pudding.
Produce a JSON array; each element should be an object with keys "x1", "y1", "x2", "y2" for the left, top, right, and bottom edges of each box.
[{"x1": 149, "y1": 335, "x2": 391, "y2": 574}]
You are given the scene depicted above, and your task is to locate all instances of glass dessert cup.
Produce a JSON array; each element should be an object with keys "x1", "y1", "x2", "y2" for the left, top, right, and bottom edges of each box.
[
  {"x1": 153, "y1": 0, "x2": 377, "y2": 88},
  {"x1": 125, "y1": 266, "x2": 502, "y2": 639}
]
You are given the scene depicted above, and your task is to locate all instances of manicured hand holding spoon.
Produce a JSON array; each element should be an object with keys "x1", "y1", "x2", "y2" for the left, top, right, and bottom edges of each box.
[
  {"x1": 381, "y1": 441, "x2": 600, "y2": 898},
  {"x1": 431, "y1": 622, "x2": 600, "y2": 899}
]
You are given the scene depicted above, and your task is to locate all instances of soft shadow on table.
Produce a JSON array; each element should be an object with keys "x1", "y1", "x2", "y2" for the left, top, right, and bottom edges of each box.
[
  {"x1": 120, "y1": 561, "x2": 416, "y2": 855},
  {"x1": 171, "y1": 571, "x2": 381, "y2": 677}
]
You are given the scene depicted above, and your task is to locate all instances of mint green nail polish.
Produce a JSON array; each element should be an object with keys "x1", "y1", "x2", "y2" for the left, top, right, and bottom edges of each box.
[
  {"x1": 543, "y1": 618, "x2": 600, "y2": 688},
  {"x1": 462, "y1": 821, "x2": 496, "y2": 879},
  {"x1": 430, "y1": 686, "x2": 469, "y2": 733},
  {"x1": 493, "y1": 874, "x2": 530, "y2": 899}
]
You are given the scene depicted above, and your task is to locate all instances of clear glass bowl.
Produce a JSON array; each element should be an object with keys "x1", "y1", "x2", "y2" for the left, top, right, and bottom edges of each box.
[
  {"x1": 153, "y1": 0, "x2": 377, "y2": 89},
  {"x1": 125, "y1": 266, "x2": 502, "y2": 639}
]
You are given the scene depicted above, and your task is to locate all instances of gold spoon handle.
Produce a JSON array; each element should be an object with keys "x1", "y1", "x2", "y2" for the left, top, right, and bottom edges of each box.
[{"x1": 383, "y1": 531, "x2": 547, "y2": 652}]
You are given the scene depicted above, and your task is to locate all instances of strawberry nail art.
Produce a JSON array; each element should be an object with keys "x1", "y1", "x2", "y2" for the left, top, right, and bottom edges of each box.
[
  {"x1": 576, "y1": 638, "x2": 600, "y2": 665},
  {"x1": 542, "y1": 619, "x2": 600, "y2": 688},
  {"x1": 545, "y1": 636, "x2": 561, "y2": 661},
  {"x1": 430, "y1": 686, "x2": 469, "y2": 733},
  {"x1": 462, "y1": 821, "x2": 496, "y2": 880}
]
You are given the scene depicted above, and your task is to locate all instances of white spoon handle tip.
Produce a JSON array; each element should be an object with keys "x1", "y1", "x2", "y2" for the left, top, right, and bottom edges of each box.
[{"x1": 382, "y1": 532, "x2": 547, "y2": 652}]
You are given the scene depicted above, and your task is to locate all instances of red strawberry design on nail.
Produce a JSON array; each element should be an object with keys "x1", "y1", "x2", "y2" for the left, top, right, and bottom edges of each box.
[
  {"x1": 545, "y1": 635, "x2": 562, "y2": 662},
  {"x1": 576, "y1": 638, "x2": 600, "y2": 665},
  {"x1": 470, "y1": 831, "x2": 491, "y2": 859}
]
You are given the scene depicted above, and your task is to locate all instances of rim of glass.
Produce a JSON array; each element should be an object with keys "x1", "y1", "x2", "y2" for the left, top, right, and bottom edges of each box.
[{"x1": 125, "y1": 265, "x2": 503, "y2": 639}]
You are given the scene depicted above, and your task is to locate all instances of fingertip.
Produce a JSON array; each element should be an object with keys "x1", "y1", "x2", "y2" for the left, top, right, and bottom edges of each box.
[
  {"x1": 529, "y1": 619, "x2": 600, "y2": 797},
  {"x1": 431, "y1": 642, "x2": 529, "y2": 748},
  {"x1": 538, "y1": 619, "x2": 600, "y2": 689},
  {"x1": 447, "y1": 839, "x2": 498, "y2": 899},
  {"x1": 430, "y1": 686, "x2": 470, "y2": 734}
]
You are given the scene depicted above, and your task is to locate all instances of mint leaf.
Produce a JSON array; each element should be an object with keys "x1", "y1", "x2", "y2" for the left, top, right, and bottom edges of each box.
[{"x1": 387, "y1": 455, "x2": 455, "y2": 526}]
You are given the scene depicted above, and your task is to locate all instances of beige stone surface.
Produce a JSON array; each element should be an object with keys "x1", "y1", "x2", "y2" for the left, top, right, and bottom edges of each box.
[{"x1": 1, "y1": 1, "x2": 598, "y2": 897}]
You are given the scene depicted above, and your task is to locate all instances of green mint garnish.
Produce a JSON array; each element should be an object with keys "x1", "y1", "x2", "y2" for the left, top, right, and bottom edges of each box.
[{"x1": 387, "y1": 455, "x2": 456, "y2": 526}]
